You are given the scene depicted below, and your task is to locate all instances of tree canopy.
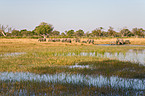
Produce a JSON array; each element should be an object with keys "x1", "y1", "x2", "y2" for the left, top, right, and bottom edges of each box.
[
  {"x1": 34, "y1": 22, "x2": 53, "y2": 35},
  {"x1": 75, "y1": 29, "x2": 84, "y2": 37}
]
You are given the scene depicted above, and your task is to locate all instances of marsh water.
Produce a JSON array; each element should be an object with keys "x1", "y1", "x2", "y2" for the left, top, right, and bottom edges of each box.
[
  {"x1": 0, "y1": 72, "x2": 145, "y2": 95},
  {"x1": 0, "y1": 52, "x2": 26, "y2": 57},
  {"x1": 0, "y1": 49, "x2": 145, "y2": 95},
  {"x1": 54, "y1": 49, "x2": 145, "y2": 66},
  {"x1": 0, "y1": 72, "x2": 145, "y2": 90}
]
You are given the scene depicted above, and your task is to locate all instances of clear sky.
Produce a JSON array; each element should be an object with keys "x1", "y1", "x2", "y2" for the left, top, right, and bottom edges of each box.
[{"x1": 0, "y1": 0, "x2": 145, "y2": 32}]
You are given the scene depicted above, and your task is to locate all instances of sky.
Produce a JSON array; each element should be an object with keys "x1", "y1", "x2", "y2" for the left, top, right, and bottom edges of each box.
[{"x1": 0, "y1": 0, "x2": 145, "y2": 33}]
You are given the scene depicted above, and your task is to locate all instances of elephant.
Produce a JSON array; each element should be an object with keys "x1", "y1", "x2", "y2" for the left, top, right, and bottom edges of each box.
[
  {"x1": 48, "y1": 38, "x2": 60, "y2": 42},
  {"x1": 62, "y1": 38, "x2": 71, "y2": 43},
  {"x1": 82, "y1": 41, "x2": 87, "y2": 43},
  {"x1": 87, "y1": 39, "x2": 94, "y2": 44},
  {"x1": 75, "y1": 38, "x2": 80, "y2": 43},
  {"x1": 38, "y1": 38, "x2": 46, "y2": 42},
  {"x1": 124, "y1": 40, "x2": 130, "y2": 44},
  {"x1": 116, "y1": 38, "x2": 124, "y2": 45},
  {"x1": 66, "y1": 38, "x2": 71, "y2": 43}
]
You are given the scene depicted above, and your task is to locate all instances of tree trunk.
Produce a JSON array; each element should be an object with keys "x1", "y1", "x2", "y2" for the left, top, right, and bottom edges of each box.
[{"x1": 1, "y1": 31, "x2": 6, "y2": 37}]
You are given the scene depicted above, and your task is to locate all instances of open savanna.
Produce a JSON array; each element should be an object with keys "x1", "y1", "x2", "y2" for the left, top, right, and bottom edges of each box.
[{"x1": 0, "y1": 38, "x2": 145, "y2": 79}]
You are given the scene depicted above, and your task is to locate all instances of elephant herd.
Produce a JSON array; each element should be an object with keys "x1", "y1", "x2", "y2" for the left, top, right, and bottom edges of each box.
[
  {"x1": 110, "y1": 38, "x2": 131, "y2": 45},
  {"x1": 38, "y1": 38, "x2": 94, "y2": 44}
]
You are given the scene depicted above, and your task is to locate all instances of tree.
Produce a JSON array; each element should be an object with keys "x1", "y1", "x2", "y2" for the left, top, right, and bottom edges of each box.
[
  {"x1": 34, "y1": 22, "x2": 53, "y2": 38},
  {"x1": 107, "y1": 27, "x2": 117, "y2": 37},
  {"x1": 75, "y1": 29, "x2": 84, "y2": 37},
  {"x1": 120, "y1": 28, "x2": 133, "y2": 37},
  {"x1": 21, "y1": 31, "x2": 33, "y2": 36},
  {"x1": 84, "y1": 31, "x2": 90, "y2": 37},
  {"x1": 52, "y1": 30, "x2": 60, "y2": 36},
  {"x1": 11, "y1": 30, "x2": 20, "y2": 36},
  {"x1": 66, "y1": 30, "x2": 74, "y2": 37},
  {"x1": 92, "y1": 27, "x2": 103, "y2": 37},
  {"x1": 132, "y1": 28, "x2": 145, "y2": 37},
  {"x1": 61, "y1": 32, "x2": 66, "y2": 36},
  {"x1": 102, "y1": 31, "x2": 109, "y2": 37},
  {"x1": 0, "y1": 24, "x2": 12, "y2": 37}
]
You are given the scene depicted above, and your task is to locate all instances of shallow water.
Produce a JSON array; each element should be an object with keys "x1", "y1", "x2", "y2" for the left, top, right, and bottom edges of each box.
[
  {"x1": 0, "y1": 52, "x2": 26, "y2": 57},
  {"x1": 0, "y1": 72, "x2": 144, "y2": 90},
  {"x1": 69, "y1": 63, "x2": 90, "y2": 68},
  {"x1": 54, "y1": 49, "x2": 145, "y2": 66}
]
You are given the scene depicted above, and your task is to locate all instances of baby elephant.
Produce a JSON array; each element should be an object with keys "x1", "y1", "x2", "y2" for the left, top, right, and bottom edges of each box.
[{"x1": 38, "y1": 38, "x2": 46, "y2": 42}]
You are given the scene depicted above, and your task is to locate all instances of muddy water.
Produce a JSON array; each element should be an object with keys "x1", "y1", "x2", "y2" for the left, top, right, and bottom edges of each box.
[{"x1": 54, "y1": 49, "x2": 145, "y2": 66}]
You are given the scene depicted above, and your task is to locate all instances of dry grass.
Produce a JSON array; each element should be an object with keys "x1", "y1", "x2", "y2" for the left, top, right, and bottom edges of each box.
[
  {"x1": 0, "y1": 38, "x2": 145, "y2": 45},
  {"x1": 91, "y1": 38, "x2": 145, "y2": 45}
]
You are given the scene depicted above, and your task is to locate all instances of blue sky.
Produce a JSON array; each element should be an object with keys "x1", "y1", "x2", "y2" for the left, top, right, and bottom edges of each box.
[{"x1": 0, "y1": 0, "x2": 145, "y2": 32}]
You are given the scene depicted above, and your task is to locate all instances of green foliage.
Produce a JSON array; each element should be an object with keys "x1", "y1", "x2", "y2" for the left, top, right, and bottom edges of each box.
[
  {"x1": 120, "y1": 28, "x2": 133, "y2": 37},
  {"x1": 107, "y1": 27, "x2": 117, "y2": 37},
  {"x1": 34, "y1": 22, "x2": 53, "y2": 35},
  {"x1": 92, "y1": 27, "x2": 103, "y2": 37},
  {"x1": 52, "y1": 30, "x2": 60, "y2": 36},
  {"x1": 75, "y1": 29, "x2": 84, "y2": 37},
  {"x1": 66, "y1": 30, "x2": 75, "y2": 37},
  {"x1": 61, "y1": 32, "x2": 66, "y2": 36},
  {"x1": 11, "y1": 30, "x2": 20, "y2": 36},
  {"x1": 132, "y1": 28, "x2": 145, "y2": 37}
]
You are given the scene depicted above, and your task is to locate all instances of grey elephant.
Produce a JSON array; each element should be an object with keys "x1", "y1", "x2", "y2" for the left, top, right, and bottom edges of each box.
[
  {"x1": 75, "y1": 38, "x2": 80, "y2": 43},
  {"x1": 87, "y1": 39, "x2": 94, "y2": 44},
  {"x1": 116, "y1": 38, "x2": 124, "y2": 45},
  {"x1": 66, "y1": 38, "x2": 71, "y2": 43},
  {"x1": 38, "y1": 38, "x2": 46, "y2": 42},
  {"x1": 82, "y1": 41, "x2": 87, "y2": 43},
  {"x1": 124, "y1": 40, "x2": 130, "y2": 44}
]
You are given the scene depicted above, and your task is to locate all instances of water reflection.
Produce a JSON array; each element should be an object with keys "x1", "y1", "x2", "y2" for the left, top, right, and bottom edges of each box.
[
  {"x1": 54, "y1": 49, "x2": 145, "y2": 65},
  {"x1": 69, "y1": 63, "x2": 89, "y2": 68},
  {"x1": 0, "y1": 52, "x2": 26, "y2": 57},
  {"x1": 0, "y1": 72, "x2": 144, "y2": 90}
]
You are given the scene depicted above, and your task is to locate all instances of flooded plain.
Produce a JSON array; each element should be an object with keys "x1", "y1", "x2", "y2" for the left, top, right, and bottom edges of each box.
[{"x1": 0, "y1": 49, "x2": 145, "y2": 95}]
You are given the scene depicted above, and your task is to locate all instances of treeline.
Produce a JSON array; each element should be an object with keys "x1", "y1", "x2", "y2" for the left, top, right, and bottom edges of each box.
[{"x1": 0, "y1": 22, "x2": 145, "y2": 38}]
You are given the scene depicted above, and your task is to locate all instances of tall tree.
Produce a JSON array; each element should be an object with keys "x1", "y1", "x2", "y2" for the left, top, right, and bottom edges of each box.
[
  {"x1": 75, "y1": 29, "x2": 84, "y2": 37},
  {"x1": 107, "y1": 26, "x2": 117, "y2": 37},
  {"x1": 120, "y1": 28, "x2": 133, "y2": 37},
  {"x1": 0, "y1": 24, "x2": 12, "y2": 37},
  {"x1": 34, "y1": 22, "x2": 53, "y2": 38},
  {"x1": 11, "y1": 30, "x2": 20, "y2": 36},
  {"x1": 132, "y1": 28, "x2": 145, "y2": 37},
  {"x1": 52, "y1": 30, "x2": 60, "y2": 36},
  {"x1": 92, "y1": 27, "x2": 103, "y2": 37},
  {"x1": 66, "y1": 30, "x2": 74, "y2": 37}
]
